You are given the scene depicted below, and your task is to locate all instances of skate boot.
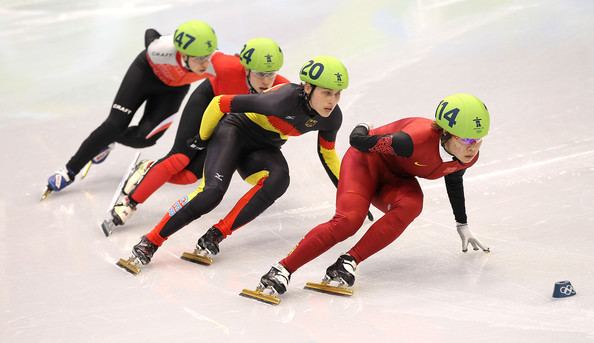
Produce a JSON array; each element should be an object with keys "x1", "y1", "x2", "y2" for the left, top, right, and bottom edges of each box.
[
  {"x1": 122, "y1": 159, "x2": 154, "y2": 196},
  {"x1": 116, "y1": 236, "x2": 159, "y2": 275},
  {"x1": 41, "y1": 168, "x2": 75, "y2": 200},
  {"x1": 180, "y1": 227, "x2": 224, "y2": 265},
  {"x1": 101, "y1": 196, "x2": 137, "y2": 237},
  {"x1": 304, "y1": 254, "x2": 357, "y2": 296},
  {"x1": 240, "y1": 263, "x2": 291, "y2": 305}
]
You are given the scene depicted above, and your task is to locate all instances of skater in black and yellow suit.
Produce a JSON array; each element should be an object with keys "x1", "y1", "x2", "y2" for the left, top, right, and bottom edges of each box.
[{"x1": 118, "y1": 56, "x2": 350, "y2": 273}]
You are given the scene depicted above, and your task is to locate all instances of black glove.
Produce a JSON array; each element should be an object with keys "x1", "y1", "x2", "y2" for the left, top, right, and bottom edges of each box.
[
  {"x1": 187, "y1": 134, "x2": 207, "y2": 151},
  {"x1": 349, "y1": 123, "x2": 378, "y2": 152},
  {"x1": 367, "y1": 211, "x2": 374, "y2": 221}
]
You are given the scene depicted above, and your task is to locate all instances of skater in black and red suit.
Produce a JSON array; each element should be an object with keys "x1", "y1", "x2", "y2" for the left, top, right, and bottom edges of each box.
[
  {"x1": 42, "y1": 20, "x2": 217, "y2": 198},
  {"x1": 117, "y1": 55, "x2": 353, "y2": 274},
  {"x1": 105, "y1": 38, "x2": 289, "y2": 231}
]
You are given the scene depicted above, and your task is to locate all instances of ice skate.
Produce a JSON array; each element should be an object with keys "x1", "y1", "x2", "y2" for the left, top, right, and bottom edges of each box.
[
  {"x1": 180, "y1": 227, "x2": 223, "y2": 265},
  {"x1": 101, "y1": 196, "x2": 137, "y2": 236},
  {"x1": 116, "y1": 236, "x2": 158, "y2": 275},
  {"x1": 122, "y1": 159, "x2": 154, "y2": 196},
  {"x1": 81, "y1": 144, "x2": 115, "y2": 179},
  {"x1": 304, "y1": 254, "x2": 356, "y2": 296},
  {"x1": 99, "y1": 152, "x2": 141, "y2": 236},
  {"x1": 240, "y1": 263, "x2": 291, "y2": 305},
  {"x1": 41, "y1": 168, "x2": 75, "y2": 200}
]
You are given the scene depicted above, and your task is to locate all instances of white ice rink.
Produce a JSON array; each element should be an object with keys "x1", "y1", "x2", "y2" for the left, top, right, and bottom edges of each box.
[{"x1": 2, "y1": 0, "x2": 594, "y2": 342}]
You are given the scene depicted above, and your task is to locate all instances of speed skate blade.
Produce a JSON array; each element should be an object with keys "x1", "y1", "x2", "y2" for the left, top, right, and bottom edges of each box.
[
  {"x1": 180, "y1": 251, "x2": 213, "y2": 265},
  {"x1": 101, "y1": 219, "x2": 115, "y2": 237},
  {"x1": 116, "y1": 258, "x2": 141, "y2": 275},
  {"x1": 80, "y1": 161, "x2": 92, "y2": 179},
  {"x1": 40, "y1": 187, "x2": 52, "y2": 201},
  {"x1": 239, "y1": 289, "x2": 281, "y2": 305},
  {"x1": 304, "y1": 282, "x2": 353, "y2": 296}
]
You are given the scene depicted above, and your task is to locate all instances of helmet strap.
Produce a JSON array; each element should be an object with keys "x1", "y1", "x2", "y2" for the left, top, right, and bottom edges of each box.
[
  {"x1": 245, "y1": 70, "x2": 258, "y2": 94},
  {"x1": 302, "y1": 84, "x2": 316, "y2": 113},
  {"x1": 182, "y1": 55, "x2": 192, "y2": 70}
]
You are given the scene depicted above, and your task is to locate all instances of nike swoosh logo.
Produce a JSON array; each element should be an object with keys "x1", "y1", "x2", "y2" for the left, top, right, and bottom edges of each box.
[{"x1": 414, "y1": 161, "x2": 428, "y2": 167}]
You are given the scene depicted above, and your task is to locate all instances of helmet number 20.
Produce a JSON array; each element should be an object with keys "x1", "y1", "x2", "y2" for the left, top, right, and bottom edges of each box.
[
  {"x1": 300, "y1": 60, "x2": 324, "y2": 80},
  {"x1": 437, "y1": 101, "x2": 459, "y2": 128},
  {"x1": 174, "y1": 31, "x2": 196, "y2": 50}
]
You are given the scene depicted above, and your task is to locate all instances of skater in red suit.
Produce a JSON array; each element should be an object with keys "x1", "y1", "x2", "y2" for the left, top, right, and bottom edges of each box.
[
  {"x1": 105, "y1": 38, "x2": 289, "y2": 230},
  {"x1": 253, "y1": 93, "x2": 492, "y2": 298},
  {"x1": 117, "y1": 56, "x2": 353, "y2": 274},
  {"x1": 42, "y1": 20, "x2": 217, "y2": 199}
]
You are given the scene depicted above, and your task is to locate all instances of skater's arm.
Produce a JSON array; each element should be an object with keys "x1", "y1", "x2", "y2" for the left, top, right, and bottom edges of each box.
[
  {"x1": 317, "y1": 131, "x2": 340, "y2": 187},
  {"x1": 349, "y1": 124, "x2": 413, "y2": 157},
  {"x1": 444, "y1": 169, "x2": 467, "y2": 224},
  {"x1": 199, "y1": 95, "x2": 232, "y2": 140}
]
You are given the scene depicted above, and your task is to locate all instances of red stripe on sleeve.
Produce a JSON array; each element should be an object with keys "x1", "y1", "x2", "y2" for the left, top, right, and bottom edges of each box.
[
  {"x1": 220, "y1": 95, "x2": 234, "y2": 113},
  {"x1": 318, "y1": 136, "x2": 336, "y2": 150}
]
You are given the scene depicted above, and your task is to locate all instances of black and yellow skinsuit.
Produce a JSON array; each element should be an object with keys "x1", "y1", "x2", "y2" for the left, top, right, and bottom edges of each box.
[{"x1": 144, "y1": 83, "x2": 342, "y2": 246}]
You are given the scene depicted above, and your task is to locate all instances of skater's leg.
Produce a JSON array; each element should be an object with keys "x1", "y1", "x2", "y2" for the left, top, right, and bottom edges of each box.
[
  {"x1": 116, "y1": 83, "x2": 189, "y2": 148},
  {"x1": 212, "y1": 148, "x2": 290, "y2": 237},
  {"x1": 280, "y1": 148, "x2": 377, "y2": 273},
  {"x1": 347, "y1": 178, "x2": 423, "y2": 263},
  {"x1": 127, "y1": 80, "x2": 214, "y2": 203},
  {"x1": 65, "y1": 52, "x2": 151, "y2": 175},
  {"x1": 144, "y1": 123, "x2": 244, "y2": 246}
]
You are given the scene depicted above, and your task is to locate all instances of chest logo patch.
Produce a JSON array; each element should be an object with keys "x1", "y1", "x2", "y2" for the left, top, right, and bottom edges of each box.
[{"x1": 305, "y1": 118, "x2": 318, "y2": 127}]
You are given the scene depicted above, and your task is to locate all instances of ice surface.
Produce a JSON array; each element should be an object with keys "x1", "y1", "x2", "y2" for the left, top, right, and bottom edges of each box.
[{"x1": 1, "y1": 0, "x2": 593, "y2": 342}]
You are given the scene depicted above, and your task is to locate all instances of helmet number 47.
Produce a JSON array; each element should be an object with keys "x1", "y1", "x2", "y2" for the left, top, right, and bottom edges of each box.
[
  {"x1": 436, "y1": 101, "x2": 459, "y2": 128},
  {"x1": 174, "y1": 31, "x2": 196, "y2": 50}
]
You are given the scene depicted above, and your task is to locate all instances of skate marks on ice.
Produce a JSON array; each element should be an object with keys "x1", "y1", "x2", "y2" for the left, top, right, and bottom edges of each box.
[{"x1": 99, "y1": 152, "x2": 141, "y2": 237}]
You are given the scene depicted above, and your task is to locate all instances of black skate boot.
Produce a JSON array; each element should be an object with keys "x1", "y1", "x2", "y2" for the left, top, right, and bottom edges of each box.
[
  {"x1": 259, "y1": 263, "x2": 291, "y2": 294},
  {"x1": 240, "y1": 263, "x2": 291, "y2": 305},
  {"x1": 325, "y1": 254, "x2": 357, "y2": 287},
  {"x1": 304, "y1": 254, "x2": 357, "y2": 296},
  {"x1": 116, "y1": 236, "x2": 159, "y2": 275},
  {"x1": 180, "y1": 227, "x2": 224, "y2": 265}
]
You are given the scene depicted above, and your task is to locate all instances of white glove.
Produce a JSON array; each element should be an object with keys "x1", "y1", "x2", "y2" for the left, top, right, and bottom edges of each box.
[{"x1": 456, "y1": 222, "x2": 490, "y2": 253}]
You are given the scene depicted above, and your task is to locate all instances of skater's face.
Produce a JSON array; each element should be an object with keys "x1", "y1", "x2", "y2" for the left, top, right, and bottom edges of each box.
[
  {"x1": 443, "y1": 134, "x2": 483, "y2": 163},
  {"x1": 248, "y1": 71, "x2": 277, "y2": 93},
  {"x1": 304, "y1": 84, "x2": 341, "y2": 117},
  {"x1": 186, "y1": 54, "x2": 212, "y2": 74}
]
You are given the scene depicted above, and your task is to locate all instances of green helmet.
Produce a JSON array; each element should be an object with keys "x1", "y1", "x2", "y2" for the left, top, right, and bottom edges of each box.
[
  {"x1": 435, "y1": 93, "x2": 490, "y2": 139},
  {"x1": 173, "y1": 20, "x2": 217, "y2": 57},
  {"x1": 299, "y1": 55, "x2": 349, "y2": 90},
  {"x1": 239, "y1": 38, "x2": 284, "y2": 72}
]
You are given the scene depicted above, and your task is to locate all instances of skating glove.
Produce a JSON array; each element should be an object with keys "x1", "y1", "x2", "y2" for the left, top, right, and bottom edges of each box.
[
  {"x1": 456, "y1": 222, "x2": 490, "y2": 253},
  {"x1": 187, "y1": 134, "x2": 207, "y2": 151},
  {"x1": 367, "y1": 211, "x2": 374, "y2": 221}
]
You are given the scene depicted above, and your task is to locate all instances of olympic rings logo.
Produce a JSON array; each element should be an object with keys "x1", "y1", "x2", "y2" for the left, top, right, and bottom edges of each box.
[{"x1": 559, "y1": 285, "x2": 574, "y2": 295}]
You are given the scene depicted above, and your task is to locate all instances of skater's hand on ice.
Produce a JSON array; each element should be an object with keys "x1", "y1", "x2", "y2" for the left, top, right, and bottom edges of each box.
[
  {"x1": 367, "y1": 211, "x2": 374, "y2": 221},
  {"x1": 456, "y1": 222, "x2": 490, "y2": 253},
  {"x1": 187, "y1": 134, "x2": 207, "y2": 151}
]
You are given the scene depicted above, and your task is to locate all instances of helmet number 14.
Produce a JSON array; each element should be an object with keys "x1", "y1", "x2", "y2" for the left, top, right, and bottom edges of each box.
[
  {"x1": 240, "y1": 45, "x2": 255, "y2": 65},
  {"x1": 436, "y1": 101, "x2": 459, "y2": 128}
]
